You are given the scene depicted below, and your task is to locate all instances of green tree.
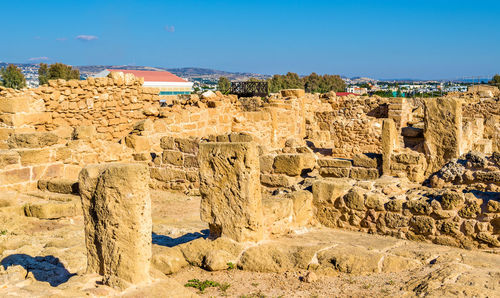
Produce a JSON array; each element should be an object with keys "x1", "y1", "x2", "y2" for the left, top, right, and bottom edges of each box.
[
  {"x1": 38, "y1": 63, "x2": 80, "y2": 85},
  {"x1": 217, "y1": 76, "x2": 231, "y2": 94},
  {"x1": 38, "y1": 63, "x2": 49, "y2": 85},
  {"x1": 0, "y1": 64, "x2": 26, "y2": 89},
  {"x1": 489, "y1": 74, "x2": 500, "y2": 87},
  {"x1": 269, "y1": 72, "x2": 345, "y2": 93}
]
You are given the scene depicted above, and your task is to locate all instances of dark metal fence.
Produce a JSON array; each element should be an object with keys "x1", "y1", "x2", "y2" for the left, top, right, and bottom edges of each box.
[{"x1": 230, "y1": 81, "x2": 269, "y2": 97}]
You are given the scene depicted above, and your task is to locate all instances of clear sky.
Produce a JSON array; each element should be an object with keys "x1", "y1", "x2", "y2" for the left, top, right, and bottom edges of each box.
[{"x1": 2, "y1": 0, "x2": 499, "y2": 79}]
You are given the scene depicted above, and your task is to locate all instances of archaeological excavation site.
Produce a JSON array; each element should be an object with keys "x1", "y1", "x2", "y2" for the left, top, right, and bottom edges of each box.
[{"x1": 0, "y1": 72, "x2": 499, "y2": 297}]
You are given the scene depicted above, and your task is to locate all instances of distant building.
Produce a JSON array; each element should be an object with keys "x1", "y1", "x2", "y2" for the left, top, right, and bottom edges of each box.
[
  {"x1": 346, "y1": 86, "x2": 368, "y2": 95},
  {"x1": 94, "y1": 69, "x2": 194, "y2": 99}
]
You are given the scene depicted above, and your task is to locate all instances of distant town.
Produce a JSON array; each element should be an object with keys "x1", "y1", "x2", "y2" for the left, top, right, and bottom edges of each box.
[{"x1": 0, "y1": 62, "x2": 491, "y2": 97}]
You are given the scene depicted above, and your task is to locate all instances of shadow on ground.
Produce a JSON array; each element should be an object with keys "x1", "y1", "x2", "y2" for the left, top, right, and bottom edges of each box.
[
  {"x1": 152, "y1": 229, "x2": 209, "y2": 247},
  {"x1": 1, "y1": 254, "x2": 76, "y2": 287}
]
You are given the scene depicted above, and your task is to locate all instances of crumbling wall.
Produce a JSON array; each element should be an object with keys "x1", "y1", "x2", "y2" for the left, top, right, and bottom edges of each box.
[
  {"x1": 311, "y1": 96, "x2": 389, "y2": 157},
  {"x1": 313, "y1": 179, "x2": 500, "y2": 249}
]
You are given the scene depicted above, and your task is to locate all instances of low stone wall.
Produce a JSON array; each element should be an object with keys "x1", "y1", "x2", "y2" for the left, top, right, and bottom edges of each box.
[
  {"x1": 312, "y1": 179, "x2": 500, "y2": 249},
  {"x1": 149, "y1": 136, "x2": 200, "y2": 194}
]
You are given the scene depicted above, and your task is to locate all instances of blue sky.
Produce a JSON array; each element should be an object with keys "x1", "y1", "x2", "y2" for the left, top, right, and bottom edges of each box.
[{"x1": 2, "y1": 0, "x2": 499, "y2": 79}]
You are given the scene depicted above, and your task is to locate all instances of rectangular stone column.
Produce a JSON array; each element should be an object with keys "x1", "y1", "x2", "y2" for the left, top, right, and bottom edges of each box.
[
  {"x1": 79, "y1": 163, "x2": 152, "y2": 289},
  {"x1": 199, "y1": 141, "x2": 264, "y2": 242},
  {"x1": 423, "y1": 97, "x2": 463, "y2": 174},
  {"x1": 382, "y1": 119, "x2": 397, "y2": 175}
]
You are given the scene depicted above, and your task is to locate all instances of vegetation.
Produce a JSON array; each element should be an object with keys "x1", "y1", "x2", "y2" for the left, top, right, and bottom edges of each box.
[
  {"x1": 0, "y1": 64, "x2": 26, "y2": 89},
  {"x1": 489, "y1": 74, "x2": 500, "y2": 87},
  {"x1": 38, "y1": 63, "x2": 80, "y2": 85},
  {"x1": 217, "y1": 76, "x2": 231, "y2": 94},
  {"x1": 184, "y1": 279, "x2": 230, "y2": 294},
  {"x1": 227, "y1": 262, "x2": 235, "y2": 270},
  {"x1": 268, "y1": 72, "x2": 345, "y2": 93}
]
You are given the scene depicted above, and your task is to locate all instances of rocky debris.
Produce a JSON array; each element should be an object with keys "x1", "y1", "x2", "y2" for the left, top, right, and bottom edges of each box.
[{"x1": 78, "y1": 163, "x2": 152, "y2": 289}]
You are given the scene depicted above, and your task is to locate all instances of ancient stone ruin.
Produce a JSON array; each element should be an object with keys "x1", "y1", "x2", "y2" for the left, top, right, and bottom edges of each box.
[{"x1": 0, "y1": 73, "x2": 498, "y2": 296}]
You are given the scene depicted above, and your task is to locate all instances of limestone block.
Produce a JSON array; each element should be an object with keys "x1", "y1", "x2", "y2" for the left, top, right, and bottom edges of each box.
[
  {"x1": 72, "y1": 126, "x2": 96, "y2": 140},
  {"x1": 160, "y1": 136, "x2": 176, "y2": 150},
  {"x1": 273, "y1": 154, "x2": 315, "y2": 176},
  {"x1": 17, "y1": 148, "x2": 51, "y2": 165},
  {"x1": 0, "y1": 97, "x2": 31, "y2": 113},
  {"x1": 317, "y1": 158, "x2": 352, "y2": 168},
  {"x1": 263, "y1": 196, "x2": 293, "y2": 235},
  {"x1": 24, "y1": 201, "x2": 79, "y2": 219},
  {"x1": 281, "y1": 89, "x2": 305, "y2": 98},
  {"x1": 382, "y1": 119, "x2": 397, "y2": 175},
  {"x1": 312, "y1": 179, "x2": 354, "y2": 205},
  {"x1": 199, "y1": 142, "x2": 264, "y2": 242},
  {"x1": 151, "y1": 245, "x2": 187, "y2": 275},
  {"x1": 288, "y1": 190, "x2": 314, "y2": 226},
  {"x1": 0, "y1": 150, "x2": 20, "y2": 168},
  {"x1": 46, "y1": 178, "x2": 79, "y2": 194},
  {"x1": 352, "y1": 153, "x2": 379, "y2": 168},
  {"x1": 0, "y1": 168, "x2": 30, "y2": 185},
  {"x1": 350, "y1": 167, "x2": 379, "y2": 180},
  {"x1": 260, "y1": 173, "x2": 295, "y2": 187},
  {"x1": 319, "y1": 167, "x2": 350, "y2": 178},
  {"x1": 424, "y1": 97, "x2": 463, "y2": 173},
  {"x1": 125, "y1": 135, "x2": 151, "y2": 152},
  {"x1": 162, "y1": 150, "x2": 184, "y2": 166},
  {"x1": 7, "y1": 132, "x2": 58, "y2": 149},
  {"x1": 174, "y1": 137, "x2": 199, "y2": 154},
  {"x1": 78, "y1": 163, "x2": 152, "y2": 288}
]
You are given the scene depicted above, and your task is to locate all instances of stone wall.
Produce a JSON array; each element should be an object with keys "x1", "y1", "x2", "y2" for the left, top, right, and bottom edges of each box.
[
  {"x1": 310, "y1": 96, "x2": 390, "y2": 157},
  {"x1": 312, "y1": 179, "x2": 500, "y2": 249},
  {"x1": 0, "y1": 73, "x2": 160, "y2": 143}
]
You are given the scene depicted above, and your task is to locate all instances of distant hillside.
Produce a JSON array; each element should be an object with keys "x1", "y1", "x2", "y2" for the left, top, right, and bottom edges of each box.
[{"x1": 73, "y1": 65, "x2": 269, "y2": 81}]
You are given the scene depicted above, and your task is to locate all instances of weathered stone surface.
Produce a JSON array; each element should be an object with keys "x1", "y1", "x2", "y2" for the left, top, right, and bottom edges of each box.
[
  {"x1": 46, "y1": 178, "x2": 79, "y2": 194},
  {"x1": 151, "y1": 245, "x2": 187, "y2": 275},
  {"x1": 199, "y1": 142, "x2": 264, "y2": 242},
  {"x1": 24, "y1": 201, "x2": 79, "y2": 219},
  {"x1": 273, "y1": 154, "x2": 315, "y2": 176},
  {"x1": 424, "y1": 97, "x2": 462, "y2": 173},
  {"x1": 440, "y1": 191, "x2": 464, "y2": 210},
  {"x1": 78, "y1": 163, "x2": 152, "y2": 288},
  {"x1": 0, "y1": 150, "x2": 19, "y2": 167},
  {"x1": 289, "y1": 190, "x2": 314, "y2": 226},
  {"x1": 317, "y1": 158, "x2": 352, "y2": 168},
  {"x1": 203, "y1": 249, "x2": 234, "y2": 271},
  {"x1": 382, "y1": 119, "x2": 397, "y2": 175},
  {"x1": 7, "y1": 132, "x2": 59, "y2": 149},
  {"x1": 281, "y1": 89, "x2": 305, "y2": 98},
  {"x1": 263, "y1": 196, "x2": 293, "y2": 235},
  {"x1": 317, "y1": 246, "x2": 382, "y2": 274},
  {"x1": 260, "y1": 173, "x2": 294, "y2": 187},
  {"x1": 239, "y1": 244, "x2": 320, "y2": 272},
  {"x1": 319, "y1": 167, "x2": 350, "y2": 178},
  {"x1": 312, "y1": 179, "x2": 354, "y2": 204},
  {"x1": 343, "y1": 187, "x2": 366, "y2": 211},
  {"x1": 349, "y1": 167, "x2": 379, "y2": 180},
  {"x1": 162, "y1": 150, "x2": 184, "y2": 166},
  {"x1": 72, "y1": 126, "x2": 96, "y2": 140},
  {"x1": 365, "y1": 193, "x2": 387, "y2": 211},
  {"x1": 124, "y1": 135, "x2": 150, "y2": 152},
  {"x1": 352, "y1": 153, "x2": 378, "y2": 168}
]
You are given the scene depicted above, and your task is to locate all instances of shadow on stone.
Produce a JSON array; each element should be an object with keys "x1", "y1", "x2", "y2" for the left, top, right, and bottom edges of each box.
[
  {"x1": 1, "y1": 254, "x2": 75, "y2": 287},
  {"x1": 152, "y1": 230, "x2": 209, "y2": 247}
]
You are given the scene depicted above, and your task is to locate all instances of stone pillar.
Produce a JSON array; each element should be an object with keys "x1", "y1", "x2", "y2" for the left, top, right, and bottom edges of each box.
[
  {"x1": 423, "y1": 97, "x2": 463, "y2": 174},
  {"x1": 199, "y1": 140, "x2": 264, "y2": 242},
  {"x1": 382, "y1": 119, "x2": 397, "y2": 175},
  {"x1": 79, "y1": 163, "x2": 152, "y2": 289}
]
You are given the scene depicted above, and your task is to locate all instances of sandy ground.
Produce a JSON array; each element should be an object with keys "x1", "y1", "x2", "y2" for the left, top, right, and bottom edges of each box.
[{"x1": 0, "y1": 190, "x2": 498, "y2": 297}]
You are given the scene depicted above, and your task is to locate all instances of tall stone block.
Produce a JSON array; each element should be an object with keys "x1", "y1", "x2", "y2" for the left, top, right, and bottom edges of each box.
[
  {"x1": 423, "y1": 97, "x2": 463, "y2": 174},
  {"x1": 382, "y1": 119, "x2": 397, "y2": 175},
  {"x1": 199, "y1": 141, "x2": 264, "y2": 242},
  {"x1": 79, "y1": 163, "x2": 152, "y2": 289}
]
